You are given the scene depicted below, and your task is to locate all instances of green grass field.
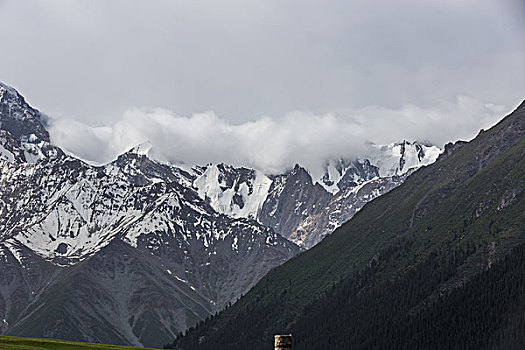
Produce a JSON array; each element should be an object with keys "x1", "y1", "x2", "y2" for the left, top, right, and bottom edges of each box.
[{"x1": 0, "y1": 336, "x2": 157, "y2": 350}]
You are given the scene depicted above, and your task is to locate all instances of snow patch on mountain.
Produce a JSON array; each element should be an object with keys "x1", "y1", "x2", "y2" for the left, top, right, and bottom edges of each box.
[
  {"x1": 367, "y1": 140, "x2": 441, "y2": 177},
  {"x1": 193, "y1": 164, "x2": 272, "y2": 219},
  {"x1": 0, "y1": 144, "x2": 15, "y2": 162},
  {"x1": 317, "y1": 159, "x2": 348, "y2": 194},
  {"x1": 316, "y1": 158, "x2": 379, "y2": 194},
  {"x1": 3, "y1": 240, "x2": 26, "y2": 267}
]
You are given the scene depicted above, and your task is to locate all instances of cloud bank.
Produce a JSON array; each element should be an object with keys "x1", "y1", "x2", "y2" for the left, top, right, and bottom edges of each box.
[{"x1": 48, "y1": 96, "x2": 509, "y2": 174}]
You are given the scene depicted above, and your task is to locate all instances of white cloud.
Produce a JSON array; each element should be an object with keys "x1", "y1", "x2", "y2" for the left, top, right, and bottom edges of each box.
[{"x1": 48, "y1": 96, "x2": 510, "y2": 174}]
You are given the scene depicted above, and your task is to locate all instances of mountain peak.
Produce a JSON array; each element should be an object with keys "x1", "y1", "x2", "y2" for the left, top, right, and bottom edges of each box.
[
  {"x1": 0, "y1": 81, "x2": 49, "y2": 143},
  {"x1": 0, "y1": 82, "x2": 65, "y2": 163},
  {"x1": 0, "y1": 82, "x2": 19, "y2": 98}
]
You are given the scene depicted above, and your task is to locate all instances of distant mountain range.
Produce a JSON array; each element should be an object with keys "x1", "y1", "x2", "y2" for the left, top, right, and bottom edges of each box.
[
  {"x1": 191, "y1": 139, "x2": 440, "y2": 248},
  {"x1": 0, "y1": 81, "x2": 442, "y2": 347},
  {"x1": 171, "y1": 100, "x2": 524, "y2": 350}
]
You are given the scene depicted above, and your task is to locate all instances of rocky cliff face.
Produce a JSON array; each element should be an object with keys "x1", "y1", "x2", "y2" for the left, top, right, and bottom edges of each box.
[
  {"x1": 257, "y1": 165, "x2": 333, "y2": 244},
  {"x1": 288, "y1": 173, "x2": 408, "y2": 248}
]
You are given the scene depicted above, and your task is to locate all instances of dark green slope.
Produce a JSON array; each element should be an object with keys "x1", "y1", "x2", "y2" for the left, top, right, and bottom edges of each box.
[
  {"x1": 170, "y1": 101, "x2": 525, "y2": 350},
  {"x1": 291, "y1": 233, "x2": 525, "y2": 350}
]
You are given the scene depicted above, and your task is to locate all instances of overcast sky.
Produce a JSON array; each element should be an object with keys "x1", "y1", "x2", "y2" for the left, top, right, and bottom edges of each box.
[{"x1": 0, "y1": 0, "x2": 524, "y2": 171}]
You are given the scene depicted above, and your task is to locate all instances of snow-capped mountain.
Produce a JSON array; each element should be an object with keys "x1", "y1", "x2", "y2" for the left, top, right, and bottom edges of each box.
[
  {"x1": 191, "y1": 141, "x2": 441, "y2": 248},
  {"x1": 0, "y1": 83, "x2": 299, "y2": 347},
  {"x1": 317, "y1": 141, "x2": 441, "y2": 193},
  {"x1": 366, "y1": 140, "x2": 441, "y2": 177}
]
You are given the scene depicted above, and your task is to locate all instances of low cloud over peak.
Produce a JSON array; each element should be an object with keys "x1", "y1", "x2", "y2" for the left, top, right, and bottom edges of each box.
[{"x1": 48, "y1": 96, "x2": 509, "y2": 175}]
